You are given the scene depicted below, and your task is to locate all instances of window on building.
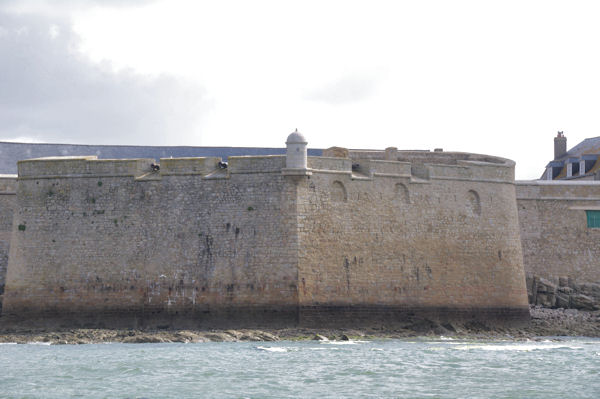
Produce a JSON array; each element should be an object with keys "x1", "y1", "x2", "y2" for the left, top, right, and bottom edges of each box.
[{"x1": 586, "y1": 210, "x2": 600, "y2": 228}]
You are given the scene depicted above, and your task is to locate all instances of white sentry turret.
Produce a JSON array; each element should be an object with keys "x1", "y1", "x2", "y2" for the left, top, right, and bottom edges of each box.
[{"x1": 285, "y1": 129, "x2": 308, "y2": 169}]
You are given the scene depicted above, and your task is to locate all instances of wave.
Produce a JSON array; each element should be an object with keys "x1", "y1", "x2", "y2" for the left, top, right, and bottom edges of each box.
[
  {"x1": 321, "y1": 340, "x2": 368, "y2": 345},
  {"x1": 255, "y1": 346, "x2": 288, "y2": 352},
  {"x1": 307, "y1": 347, "x2": 340, "y2": 351},
  {"x1": 453, "y1": 343, "x2": 583, "y2": 351}
]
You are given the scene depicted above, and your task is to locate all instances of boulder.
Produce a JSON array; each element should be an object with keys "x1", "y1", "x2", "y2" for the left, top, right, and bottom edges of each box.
[
  {"x1": 122, "y1": 335, "x2": 166, "y2": 343},
  {"x1": 407, "y1": 319, "x2": 439, "y2": 334},
  {"x1": 580, "y1": 283, "x2": 600, "y2": 298},
  {"x1": 557, "y1": 286, "x2": 573, "y2": 294},
  {"x1": 556, "y1": 286, "x2": 574, "y2": 308},
  {"x1": 537, "y1": 278, "x2": 557, "y2": 294},
  {"x1": 535, "y1": 278, "x2": 557, "y2": 307},
  {"x1": 570, "y1": 294, "x2": 598, "y2": 311},
  {"x1": 555, "y1": 291, "x2": 570, "y2": 309},
  {"x1": 253, "y1": 331, "x2": 279, "y2": 341},
  {"x1": 526, "y1": 275, "x2": 535, "y2": 304},
  {"x1": 441, "y1": 322, "x2": 457, "y2": 333},
  {"x1": 239, "y1": 334, "x2": 263, "y2": 342},
  {"x1": 558, "y1": 276, "x2": 569, "y2": 288},
  {"x1": 312, "y1": 334, "x2": 329, "y2": 341},
  {"x1": 536, "y1": 293, "x2": 555, "y2": 308}
]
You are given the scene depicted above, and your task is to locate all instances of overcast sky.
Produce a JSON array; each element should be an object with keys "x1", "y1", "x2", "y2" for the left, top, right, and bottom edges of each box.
[{"x1": 2, "y1": 0, "x2": 600, "y2": 179}]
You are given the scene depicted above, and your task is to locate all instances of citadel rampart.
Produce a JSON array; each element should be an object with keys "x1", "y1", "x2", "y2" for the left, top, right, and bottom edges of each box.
[
  {"x1": 298, "y1": 150, "x2": 528, "y2": 325},
  {"x1": 3, "y1": 155, "x2": 299, "y2": 328},
  {"x1": 517, "y1": 181, "x2": 600, "y2": 283},
  {"x1": 0, "y1": 135, "x2": 530, "y2": 328},
  {"x1": 0, "y1": 175, "x2": 17, "y2": 310},
  {"x1": 516, "y1": 181, "x2": 600, "y2": 308}
]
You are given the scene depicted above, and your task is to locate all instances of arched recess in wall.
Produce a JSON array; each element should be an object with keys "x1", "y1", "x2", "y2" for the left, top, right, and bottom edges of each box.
[
  {"x1": 467, "y1": 190, "x2": 481, "y2": 216},
  {"x1": 394, "y1": 183, "x2": 410, "y2": 204},
  {"x1": 331, "y1": 181, "x2": 347, "y2": 203}
]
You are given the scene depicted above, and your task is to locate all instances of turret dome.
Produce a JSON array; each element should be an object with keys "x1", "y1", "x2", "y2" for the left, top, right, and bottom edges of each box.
[{"x1": 286, "y1": 129, "x2": 307, "y2": 144}]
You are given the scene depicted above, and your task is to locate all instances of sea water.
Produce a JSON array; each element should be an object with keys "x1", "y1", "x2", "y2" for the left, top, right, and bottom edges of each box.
[{"x1": 1, "y1": 338, "x2": 599, "y2": 398}]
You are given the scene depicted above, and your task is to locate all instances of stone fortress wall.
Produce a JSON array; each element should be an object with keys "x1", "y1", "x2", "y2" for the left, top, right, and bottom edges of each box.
[
  {"x1": 297, "y1": 149, "x2": 529, "y2": 325},
  {"x1": 516, "y1": 180, "x2": 600, "y2": 309},
  {"x1": 0, "y1": 176, "x2": 16, "y2": 308},
  {"x1": 0, "y1": 134, "x2": 531, "y2": 328},
  {"x1": 3, "y1": 155, "x2": 300, "y2": 327}
]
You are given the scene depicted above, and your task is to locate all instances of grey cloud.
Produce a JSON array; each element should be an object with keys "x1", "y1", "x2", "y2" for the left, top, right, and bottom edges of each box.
[
  {"x1": 1, "y1": 0, "x2": 156, "y2": 12},
  {"x1": 0, "y1": 10, "x2": 210, "y2": 145},
  {"x1": 306, "y1": 75, "x2": 379, "y2": 105}
]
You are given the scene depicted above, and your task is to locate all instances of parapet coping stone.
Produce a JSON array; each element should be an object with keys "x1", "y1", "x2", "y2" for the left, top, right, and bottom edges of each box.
[{"x1": 516, "y1": 180, "x2": 600, "y2": 186}]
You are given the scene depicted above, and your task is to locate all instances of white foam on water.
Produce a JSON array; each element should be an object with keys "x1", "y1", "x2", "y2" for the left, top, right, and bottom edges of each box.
[
  {"x1": 27, "y1": 341, "x2": 52, "y2": 345},
  {"x1": 322, "y1": 340, "x2": 367, "y2": 345},
  {"x1": 426, "y1": 347, "x2": 447, "y2": 351},
  {"x1": 453, "y1": 343, "x2": 583, "y2": 351},
  {"x1": 430, "y1": 341, "x2": 464, "y2": 346},
  {"x1": 256, "y1": 346, "x2": 288, "y2": 353},
  {"x1": 307, "y1": 347, "x2": 339, "y2": 351},
  {"x1": 0, "y1": 342, "x2": 17, "y2": 345}
]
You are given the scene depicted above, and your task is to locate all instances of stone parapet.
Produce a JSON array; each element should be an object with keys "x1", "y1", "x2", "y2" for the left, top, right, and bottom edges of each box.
[
  {"x1": 0, "y1": 176, "x2": 17, "y2": 194},
  {"x1": 363, "y1": 160, "x2": 412, "y2": 178},
  {"x1": 307, "y1": 156, "x2": 352, "y2": 173},
  {"x1": 17, "y1": 156, "x2": 154, "y2": 179},
  {"x1": 159, "y1": 157, "x2": 221, "y2": 176},
  {"x1": 227, "y1": 155, "x2": 285, "y2": 174}
]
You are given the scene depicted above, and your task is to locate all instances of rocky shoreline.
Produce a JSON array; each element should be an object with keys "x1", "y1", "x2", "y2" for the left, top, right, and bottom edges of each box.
[{"x1": 0, "y1": 306, "x2": 598, "y2": 344}]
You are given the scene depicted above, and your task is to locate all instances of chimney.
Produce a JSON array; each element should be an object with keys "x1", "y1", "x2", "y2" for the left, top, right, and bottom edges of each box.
[{"x1": 554, "y1": 131, "x2": 567, "y2": 160}]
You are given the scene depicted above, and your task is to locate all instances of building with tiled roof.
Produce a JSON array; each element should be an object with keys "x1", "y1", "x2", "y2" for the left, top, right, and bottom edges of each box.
[{"x1": 543, "y1": 132, "x2": 600, "y2": 180}]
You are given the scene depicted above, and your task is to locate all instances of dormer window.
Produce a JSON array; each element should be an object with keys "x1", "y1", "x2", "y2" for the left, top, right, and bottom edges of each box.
[
  {"x1": 566, "y1": 158, "x2": 579, "y2": 177},
  {"x1": 545, "y1": 161, "x2": 564, "y2": 180},
  {"x1": 580, "y1": 154, "x2": 599, "y2": 175}
]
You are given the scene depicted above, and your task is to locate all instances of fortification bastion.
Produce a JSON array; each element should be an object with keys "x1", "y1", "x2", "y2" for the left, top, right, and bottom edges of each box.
[
  {"x1": 1, "y1": 133, "x2": 530, "y2": 328},
  {"x1": 0, "y1": 175, "x2": 17, "y2": 307}
]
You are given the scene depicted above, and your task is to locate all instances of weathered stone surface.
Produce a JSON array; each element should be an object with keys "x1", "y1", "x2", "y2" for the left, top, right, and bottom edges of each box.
[
  {"x1": 297, "y1": 150, "x2": 529, "y2": 327},
  {"x1": 322, "y1": 147, "x2": 349, "y2": 158},
  {"x1": 558, "y1": 276, "x2": 569, "y2": 288},
  {"x1": 555, "y1": 291, "x2": 570, "y2": 309},
  {"x1": 518, "y1": 179, "x2": 600, "y2": 312},
  {"x1": 580, "y1": 283, "x2": 600, "y2": 297},
  {"x1": 537, "y1": 278, "x2": 557, "y2": 294},
  {"x1": 1, "y1": 146, "x2": 530, "y2": 328},
  {"x1": 527, "y1": 274, "x2": 600, "y2": 310},
  {"x1": 557, "y1": 286, "x2": 574, "y2": 295},
  {"x1": 0, "y1": 175, "x2": 16, "y2": 312},
  {"x1": 517, "y1": 181, "x2": 600, "y2": 286},
  {"x1": 536, "y1": 293, "x2": 555, "y2": 308},
  {"x1": 570, "y1": 294, "x2": 597, "y2": 311}
]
